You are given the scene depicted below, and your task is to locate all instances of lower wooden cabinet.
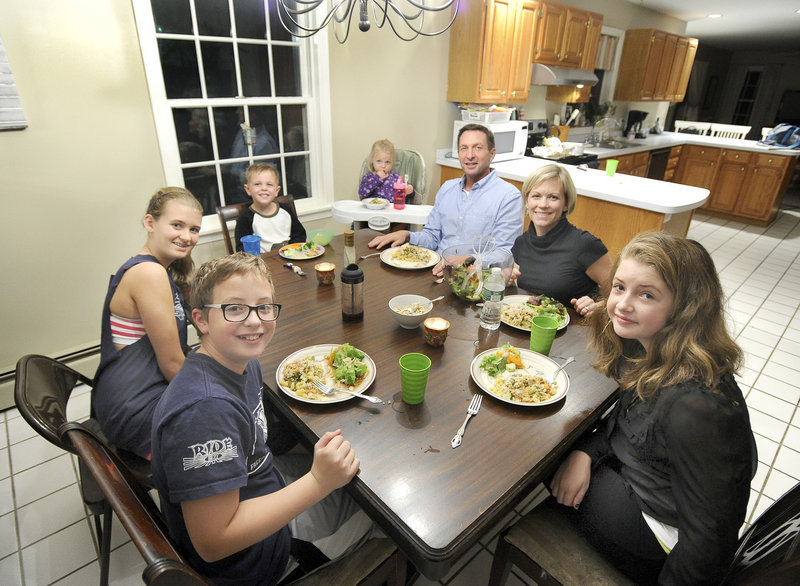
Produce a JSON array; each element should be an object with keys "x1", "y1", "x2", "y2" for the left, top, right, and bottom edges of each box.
[
  {"x1": 676, "y1": 145, "x2": 720, "y2": 191},
  {"x1": 664, "y1": 145, "x2": 682, "y2": 182},
  {"x1": 599, "y1": 151, "x2": 650, "y2": 177},
  {"x1": 736, "y1": 155, "x2": 794, "y2": 221}
]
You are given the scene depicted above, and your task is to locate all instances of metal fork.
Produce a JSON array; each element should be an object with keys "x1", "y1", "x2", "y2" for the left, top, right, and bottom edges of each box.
[
  {"x1": 451, "y1": 394, "x2": 482, "y2": 448},
  {"x1": 312, "y1": 379, "x2": 384, "y2": 405}
]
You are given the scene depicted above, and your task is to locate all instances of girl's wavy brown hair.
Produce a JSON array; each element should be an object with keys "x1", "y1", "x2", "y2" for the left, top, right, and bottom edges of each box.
[
  {"x1": 588, "y1": 231, "x2": 742, "y2": 399},
  {"x1": 145, "y1": 187, "x2": 203, "y2": 292}
]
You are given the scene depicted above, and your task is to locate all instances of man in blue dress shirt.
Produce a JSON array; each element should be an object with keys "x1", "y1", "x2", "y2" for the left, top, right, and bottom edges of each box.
[{"x1": 367, "y1": 124, "x2": 523, "y2": 267}]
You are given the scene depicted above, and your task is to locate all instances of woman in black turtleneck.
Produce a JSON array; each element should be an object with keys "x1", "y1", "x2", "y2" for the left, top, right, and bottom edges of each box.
[{"x1": 511, "y1": 164, "x2": 612, "y2": 315}]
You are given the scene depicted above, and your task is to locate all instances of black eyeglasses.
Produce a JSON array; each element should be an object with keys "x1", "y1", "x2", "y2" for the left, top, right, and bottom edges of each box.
[{"x1": 204, "y1": 303, "x2": 282, "y2": 322}]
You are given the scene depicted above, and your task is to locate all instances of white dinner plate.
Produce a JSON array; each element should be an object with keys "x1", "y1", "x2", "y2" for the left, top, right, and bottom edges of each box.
[
  {"x1": 470, "y1": 347, "x2": 569, "y2": 407},
  {"x1": 279, "y1": 243, "x2": 325, "y2": 260},
  {"x1": 500, "y1": 295, "x2": 570, "y2": 332},
  {"x1": 276, "y1": 344, "x2": 376, "y2": 404},
  {"x1": 380, "y1": 244, "x2": 440, "y2": 270}
]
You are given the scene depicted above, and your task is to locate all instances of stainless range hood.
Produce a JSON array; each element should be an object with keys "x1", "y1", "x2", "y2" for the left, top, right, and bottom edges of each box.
[{"x1": 531, "y1": 63, "x2": 598, "y2": 87}]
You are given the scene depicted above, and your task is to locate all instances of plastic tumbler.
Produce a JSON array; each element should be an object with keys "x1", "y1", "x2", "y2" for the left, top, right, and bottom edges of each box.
[
  {"x1": 529, "y1": 316, "x2": 559, "y2": 356},
  {"x1": 605, "y1": 159, "x2": 619, "y2": 177},
  {"x1": 241, "y1": 234, "x2": 262, "y2": 255},
  {"x1": 399, "y1": 353, "x2": 432, "y2": 404}
]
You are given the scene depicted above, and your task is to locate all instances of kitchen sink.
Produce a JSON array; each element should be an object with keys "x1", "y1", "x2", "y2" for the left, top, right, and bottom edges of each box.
[{"x1": 585, "y1": 139, "x2": 645, "y2": 150}]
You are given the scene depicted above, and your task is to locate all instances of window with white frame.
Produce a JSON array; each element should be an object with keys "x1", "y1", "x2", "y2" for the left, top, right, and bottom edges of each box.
[{"x1": 133, "y1": 0, "x2": 331, "y2": 219}]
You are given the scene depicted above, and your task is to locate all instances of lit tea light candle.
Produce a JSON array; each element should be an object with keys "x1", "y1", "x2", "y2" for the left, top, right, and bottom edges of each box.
[
  {"x1": 314, "y1": 262, "x2": 336, "y2": 285},
  {"x1": 424, "y1": 317, "x2": 450, "y2": 347},
  {"x1": 315, "y1": 262, "x2": 335, "y2": 272}
]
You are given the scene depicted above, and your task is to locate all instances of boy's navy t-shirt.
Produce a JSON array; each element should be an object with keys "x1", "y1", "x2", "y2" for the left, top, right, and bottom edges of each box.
[{"x1": 151, "y1": 352, "x2": 290, "y2": 585}]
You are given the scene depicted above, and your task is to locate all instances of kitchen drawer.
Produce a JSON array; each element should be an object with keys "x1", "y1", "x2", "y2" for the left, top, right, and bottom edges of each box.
[
  {"x1": 720, "y1": 150, "x2": 751, "y2": 164},
  {"x1": 670, "y1": 145, "x2": 682, "y2": 157},
  {"x1": 666, "y1": 155, "x2": 680, "y2": 170},
  {"x1": 664, "y1": 168, "x2": 676, "y2": 181},
  {"x1": 682, "y1": 145, "x2": 718, "y2": 162},
  {"x1": 753, "y1": 154, "x2": 790, "y2": 169}
]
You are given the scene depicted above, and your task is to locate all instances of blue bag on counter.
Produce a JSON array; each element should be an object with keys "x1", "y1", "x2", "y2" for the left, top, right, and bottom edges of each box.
[{"x1": 759, "y1": 123, "x2": 800, "y2": 148}]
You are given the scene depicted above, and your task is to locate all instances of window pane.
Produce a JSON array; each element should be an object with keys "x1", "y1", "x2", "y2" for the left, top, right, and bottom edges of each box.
[
  {"x1": 221, "y1": 161, "x2": 251, "y2": 205},
  {"x1": 213, "y1": 106, "x2": 243, "y2": 163},
  {"x1": 201, "y1": 41, "x2": 237, "y2": 98},
  {"x1": 285, "y1": 154, "x2": 311, "y2": 200},
  {"x1": 247, "y1": 106, "x2": 281, "y2": 158},
  {"x1": 270, "y1": 0, "x2": 295, "y2": 41},
  {"x1": 196, "y1": 0, "x2": 231, "y2": 37},
  {"x1": 174, "y1": 108, "x2": 214, "y2": 164},
  {"x1": 151, "y1": 0, "x2": 192, "y2": 34},
  {"x1": 183, "y1": 165, "x2": 220, "y2": 215},
  {"x1": 281, "y1": 105, "x2": 307, "y2": 153},
  {"x1": 239, "y1": 44, "x2": 272, "y2": 97},
  {"x1": 273, "y1": 45, "x2": 301, "y2": 96},
  {"x1": 234, "y1": 0, "x2": 267, "y2": 39},
  {"x1": 158, "y1": 39, "x2": 201, "y2": 98}
]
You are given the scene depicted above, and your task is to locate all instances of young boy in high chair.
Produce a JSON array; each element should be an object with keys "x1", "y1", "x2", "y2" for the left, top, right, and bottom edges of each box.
[{"x1": 150, "y1": 253, "x2": 374, "y2": 584}]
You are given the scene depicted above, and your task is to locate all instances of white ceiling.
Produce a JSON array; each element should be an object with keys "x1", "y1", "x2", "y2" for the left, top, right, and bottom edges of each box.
[{"x1": 624, "y1": 0, "x2": 800, "y2": 51}]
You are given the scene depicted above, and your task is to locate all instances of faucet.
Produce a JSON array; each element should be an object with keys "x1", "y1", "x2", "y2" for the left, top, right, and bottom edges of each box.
[{"x1": 593, "y1": 117, "x2": 621, "y2": 143}]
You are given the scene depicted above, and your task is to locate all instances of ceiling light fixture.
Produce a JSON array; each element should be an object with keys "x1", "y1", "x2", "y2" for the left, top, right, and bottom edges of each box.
[
  {"x1": 707, "y1": 13, "x2": 722, "y2": 18},
  {"x1": 276, "y1": 0, "x2": 461, "y2": 44}
]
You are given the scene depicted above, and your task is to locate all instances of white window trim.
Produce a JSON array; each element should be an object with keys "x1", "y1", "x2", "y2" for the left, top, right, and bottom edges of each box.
[{"x1": 131, "y1": 0, "x2": 334, "y2": 243}]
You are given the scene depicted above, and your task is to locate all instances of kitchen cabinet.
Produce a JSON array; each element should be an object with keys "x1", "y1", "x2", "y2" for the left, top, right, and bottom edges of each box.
[
  {"x1": 533, "y1": 2, "x2": 603, "y2": 68},
  {"x1": 446, "y1": 0, "x2": 539, "y2": 103},
  {"x1": 707, "y1": 150, "x2": 751, "y2": 212},
  {"x1": 737, "y1": 154, "x2": 795, "y2": 221},
  {"x1": 614, "y1": 29, "x2": 698, "y2": 103},
  {"x1": 581, "y1": 12, "x2": 604, "y2": 70},
  {"x1": 533, "y1": 1, "x2": 566, "y2": 65},
  {"x1": 664, "y1": 145, "x2": 682, "y2": 182},
  {"x1": 599, "y1": 151, "x2": 650, "y2": 177},
  {"x1": 676, "y1": 145, "x2": 720, "y2": 192}
]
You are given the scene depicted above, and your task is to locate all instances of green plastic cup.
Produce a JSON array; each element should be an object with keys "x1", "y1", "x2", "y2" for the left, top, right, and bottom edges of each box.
[
  {"x1": 399, "y1": 353, "x2": 432, "y2": 405},
  {"x1": 529, "y1": 316, "x2": 559, "y2": 356},
  {"x1": 605, "y1": 159, "x2": 619, "y2": 177}
]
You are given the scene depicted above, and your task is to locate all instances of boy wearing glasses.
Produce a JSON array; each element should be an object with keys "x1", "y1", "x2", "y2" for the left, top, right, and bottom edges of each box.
[{"x1": 151, "y1": 252, "x2": 373, "y2": 584}]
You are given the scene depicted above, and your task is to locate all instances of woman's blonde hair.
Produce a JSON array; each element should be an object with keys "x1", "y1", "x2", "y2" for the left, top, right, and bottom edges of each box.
[
  {"x1": 191, "y1": 252, "x2": 274, "y2": 312},
  {"x1": 367, "y1": 139, "x2": 396, "y2": 172},
  {"x1": 145, "y1": 187, "x2": 203, "y2": 291},
  {"x1": 588, "y1": 231, "x2": 742, "y2": 399},
  {"x1": 521, "y1": 164, "x2": 577, "y2": 215}
]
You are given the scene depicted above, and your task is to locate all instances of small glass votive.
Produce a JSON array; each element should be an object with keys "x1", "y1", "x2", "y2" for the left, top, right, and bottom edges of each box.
[
  {"x1": 314, "y1": 262, "x2": 335, "y2": 285},
  {"x1": 424, "y1": 317, "x2": 450, "y2": 347}
]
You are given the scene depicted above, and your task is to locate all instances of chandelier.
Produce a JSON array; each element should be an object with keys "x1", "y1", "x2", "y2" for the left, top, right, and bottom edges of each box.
[{"x1": 276, "y1": 0, "x2": 461, "y2": 43}]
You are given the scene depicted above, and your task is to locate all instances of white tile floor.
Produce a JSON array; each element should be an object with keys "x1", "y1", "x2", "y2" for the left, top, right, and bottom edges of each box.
[{"x1": 2, "y1": 192, "x2": 799, "y2": 585}]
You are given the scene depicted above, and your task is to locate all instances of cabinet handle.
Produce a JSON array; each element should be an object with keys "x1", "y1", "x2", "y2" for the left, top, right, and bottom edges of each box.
[
  {"x1": 768, "y1": 158, "x2": 773, "y2": 163},
  {"x1": 741, "y1": 167, "x2": 745, "y2": 172},
  {"x1": 511, "y1": 91, "x2": 516, "y2": 96},
  {"x1": 501, "y1": 91, "x2": 506, "y2": 96},
  {"x1": 734, "y1": 154, "x2": 739, "y2": 159}
]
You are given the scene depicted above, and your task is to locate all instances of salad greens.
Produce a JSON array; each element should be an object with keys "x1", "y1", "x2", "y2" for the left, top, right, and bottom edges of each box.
[
  {"x1": 480, "y1": 344, "x2": 523, "y2": 377},
  {"x1": 329, "y1": 343, "x2": 368, "y2": 386},
  {"x1": 447, "y1": 257, "x2": 489, "y2": 301},
  {"x1": 529, "y1": 296, "x2": 567, "y2": 326}
]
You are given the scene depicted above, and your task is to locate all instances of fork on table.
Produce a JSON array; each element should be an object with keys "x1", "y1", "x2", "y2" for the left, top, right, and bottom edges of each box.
[
  {"x1": 312, "y1": 379, "x2": 385, "y2": 405},
  {"x1": 451, "y1": 394, "x2": 482, "y2": 448}
]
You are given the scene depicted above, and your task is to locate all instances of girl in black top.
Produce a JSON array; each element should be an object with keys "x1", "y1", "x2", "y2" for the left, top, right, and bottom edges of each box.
[{"x1": 550, "y1": 232, "x2": 756, "y2": 585}]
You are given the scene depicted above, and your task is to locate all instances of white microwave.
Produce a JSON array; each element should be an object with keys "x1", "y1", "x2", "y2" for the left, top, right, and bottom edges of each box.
[{"x1": 452, "y1": 120, "x2": 529, "y2": 162}]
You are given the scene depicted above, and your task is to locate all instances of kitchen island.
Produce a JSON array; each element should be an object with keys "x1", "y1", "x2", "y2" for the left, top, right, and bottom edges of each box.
[{"x1": 436, "y1": 149, "x2": 709, "y2": 258}]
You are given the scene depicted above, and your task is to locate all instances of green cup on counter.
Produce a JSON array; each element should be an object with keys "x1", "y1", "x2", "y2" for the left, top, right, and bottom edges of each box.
[
  {"x1": 529, "y1": 316, "x2": 559, "y2": 356},
  {"x1": 399, "y1": 353, "x2": 432, "y2": 404},
  {"x1": 605, "y1": 159, "x2": 619, "y2": 177}
]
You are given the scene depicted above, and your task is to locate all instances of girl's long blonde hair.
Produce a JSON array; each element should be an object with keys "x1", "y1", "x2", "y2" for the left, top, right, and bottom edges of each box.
[
  {"x1": 145, "y1": 187, "x2": 203, "y2": 292},
  {"x1": 588, "y1": 231, "x2": 742, "y2": 399}
]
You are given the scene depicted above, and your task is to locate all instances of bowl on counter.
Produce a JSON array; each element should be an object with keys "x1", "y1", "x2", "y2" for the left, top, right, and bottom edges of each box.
[
  {"x1": 364, "y1": 198, "x2": 390, "y2": 210},
  {"x1": 441, "y1": 244, "x2": 514, "y2": 302},
  {"x1": 389, "y1": 294, "x2": 433, "y2": 329}
]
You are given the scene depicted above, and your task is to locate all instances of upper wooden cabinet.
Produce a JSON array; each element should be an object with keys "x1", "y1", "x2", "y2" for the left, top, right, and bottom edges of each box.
[
  {"x1": 614, "y1": 29, "x2": 698, "y2": 102},
  {"x1": 446, "y1": 0, "x2": 539, "y2": 103},
  {"x1": 533, "y1": 2, "x2": 603, "y2": 67}
]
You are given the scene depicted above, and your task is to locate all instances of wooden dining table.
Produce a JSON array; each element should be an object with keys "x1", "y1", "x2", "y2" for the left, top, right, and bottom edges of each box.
[{"x1": 259, "y1": 230, "x2": 619, "y2": 580}]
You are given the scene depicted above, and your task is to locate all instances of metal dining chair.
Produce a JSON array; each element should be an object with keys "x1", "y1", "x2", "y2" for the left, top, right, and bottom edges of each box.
[
  {"x1": 14, "y1": 354, "x2": 154, "y2": 586},
  {"x1": 216, "y1": 195, "x2": 298, "y2": 255},
  {"x1": 489, "y1": 483, "x2": 800, "y2": 585}
]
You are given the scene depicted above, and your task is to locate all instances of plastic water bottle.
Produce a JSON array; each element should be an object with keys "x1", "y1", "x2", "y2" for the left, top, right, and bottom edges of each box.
[{"x1": 480, "y1": 267, "x2": 505, "y2": 330}]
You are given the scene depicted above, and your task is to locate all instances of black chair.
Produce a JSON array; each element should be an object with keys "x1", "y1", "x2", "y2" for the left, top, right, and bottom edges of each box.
[
  {"x1": 489, "y1": 483, "x2": 800, "y2": 585},
  {"x1": 14, "y1": 354, "x2": 153, "y2": 586},
  {"x1": 216, "y1": 195, "x2": 298, "y2": 255}
]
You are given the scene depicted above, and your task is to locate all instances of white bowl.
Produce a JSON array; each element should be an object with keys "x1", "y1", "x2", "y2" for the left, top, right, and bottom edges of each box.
[
  {"x1": 368, "y1": 215, "x2": 390, "y2": 232},
  {"x1": 389, "y1": 294, "x2": 433, "y2": 329},
  {"x1": 365, "y1": 199, "x2": 390, "y2": 210}
]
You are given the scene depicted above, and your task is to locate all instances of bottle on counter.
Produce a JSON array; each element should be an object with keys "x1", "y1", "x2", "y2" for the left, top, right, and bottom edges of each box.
[
  {"x1": 341, "y1": 263, "x2": 364, "y2": 322},
  {"x1": 479, "y1": 267, "x2": 505, "y2": 330},
  {"x1": 343, "y1": 229, "x2": 356, "y2": 266}
]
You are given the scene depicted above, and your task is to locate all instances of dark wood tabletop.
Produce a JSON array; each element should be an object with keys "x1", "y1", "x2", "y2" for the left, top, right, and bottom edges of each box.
[{"x1": 259, "y1": 230, "x2": 619, "y2": 579}]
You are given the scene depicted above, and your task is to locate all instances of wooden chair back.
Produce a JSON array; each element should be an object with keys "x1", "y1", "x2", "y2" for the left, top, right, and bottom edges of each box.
[
  {"x1": 709, "y1": 123, "x2": 752, "y2": 140},
  {"x1": 216, "y1": 196, "x2": 298, "y2": 254}
]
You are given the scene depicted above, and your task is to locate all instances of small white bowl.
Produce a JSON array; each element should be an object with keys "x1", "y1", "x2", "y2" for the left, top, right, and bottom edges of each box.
[
  {"x1": 365, "y1": 199, "x2": 390, "y2": 210},
  {"x1": 389, "y1": 294, "x2": 433, "y2": 329},
  {"x1": 368, "y1": 216, "x2": 390, "y2": 232}
]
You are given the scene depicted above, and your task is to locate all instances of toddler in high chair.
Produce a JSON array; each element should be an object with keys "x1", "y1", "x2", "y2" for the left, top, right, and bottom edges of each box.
[{"x1": 358, "y1": 139, "x2": 415, "y2": 204}]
